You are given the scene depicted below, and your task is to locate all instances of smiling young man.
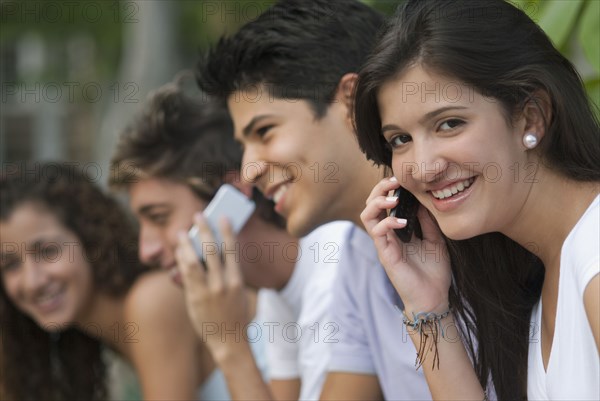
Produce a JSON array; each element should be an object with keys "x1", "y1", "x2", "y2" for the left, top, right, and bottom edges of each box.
[
  {"x1": 110, "y1": 78, "x2": 351, "y2": 400},
  {"x1": 196, "y1": 0, "x2": 431, "y2": 399}
]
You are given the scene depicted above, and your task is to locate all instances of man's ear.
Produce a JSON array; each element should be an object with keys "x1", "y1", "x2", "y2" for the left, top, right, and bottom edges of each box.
[
  {"x1": 335, "y1": 73, "x2": 359, "y2": 123},
  {"x1": 520, "y1": 89, "x2": 553, "y2": 144},
  {"x1": 224, "y1": 170, "x2": 253, "y2": 198}
]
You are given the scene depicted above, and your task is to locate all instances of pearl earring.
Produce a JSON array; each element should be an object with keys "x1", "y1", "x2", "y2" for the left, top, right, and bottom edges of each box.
[{"x1": 523, "y1": 133, "x2": 538, "y2": 149}]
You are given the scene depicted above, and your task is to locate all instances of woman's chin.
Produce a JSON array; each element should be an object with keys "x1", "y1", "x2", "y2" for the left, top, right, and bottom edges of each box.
[
  {"x1": 438, "y1": 221, "x2": 482, "y2": 242},
  {"x1": 33, "y1": 312, "x2": 74, "y2": 332}
]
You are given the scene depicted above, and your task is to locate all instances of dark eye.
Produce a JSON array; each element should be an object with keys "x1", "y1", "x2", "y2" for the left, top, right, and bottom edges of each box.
[
  {"x1": 148, "y1": 213, "x2": 168, "y2": 226},
  {"x1": 388, "y1": 134, "x2": 412, "y2": 149},
  {"x1": 256, "y1": 125, "x2": 274, "y2": 137},
  {"x1": 439, "y1": 119, "x2": 464, "y2": 131},
  {"x1": 0, "y1": 257, "x2": 20, "y2": 273},
  {"x1": 40, "y1": 244, "x2": 61, "y2": 260}
]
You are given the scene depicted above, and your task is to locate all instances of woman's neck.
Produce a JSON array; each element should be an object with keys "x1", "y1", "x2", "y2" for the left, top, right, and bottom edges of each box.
[
  {"x1": 502, "y1": 167, "x2": 599, "y2": 272},
  {"x1": 74, "y1": 292, "x2": 129, "y2": 356}
]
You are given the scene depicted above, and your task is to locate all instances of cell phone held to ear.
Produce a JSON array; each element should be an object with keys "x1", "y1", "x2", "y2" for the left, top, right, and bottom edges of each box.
[
  {"x1": 188, "y1": 184, "x2": 256, "y2": 260},
  {"x1": 389, "y1": 186, "x2": 422, "y2": 243}
]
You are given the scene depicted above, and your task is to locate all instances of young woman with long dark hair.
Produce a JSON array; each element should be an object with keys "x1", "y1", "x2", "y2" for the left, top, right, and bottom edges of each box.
[{"x1": 355, "y1": 0, "x2": 599, "y2": 399}]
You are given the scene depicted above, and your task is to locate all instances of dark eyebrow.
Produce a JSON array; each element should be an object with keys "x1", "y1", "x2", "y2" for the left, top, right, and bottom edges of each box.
[
  {"x1": 419, "y1": 106, "x2": 467, "y2": 125},
  {"x1": 30, "y1": 239, "x2": 47, "y2": 249},
  {"x1": 381, "y1": 124, "x2": 404, "y2": 134},
  {"x1": 381, "y1": 106, "x2": 468, "y2": 134},
  {"x1": 242, "y1": 115, "x2": 275, "y2": 138},
  {"x1": 138, "y1": 204, "x2": 170, "y2": 216},
  {"x1": 29, "y1": 236, "x2": 66, "y2": 250}
]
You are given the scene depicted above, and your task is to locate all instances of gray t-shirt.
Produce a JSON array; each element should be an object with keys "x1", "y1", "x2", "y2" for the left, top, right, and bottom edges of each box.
[{"x1": 328, "y1": 224, "x2": 432, "y2": 400}]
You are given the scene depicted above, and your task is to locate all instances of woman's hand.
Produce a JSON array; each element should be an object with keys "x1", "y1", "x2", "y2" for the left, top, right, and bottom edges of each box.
[
  {"x1": 175, "y1": 213, "x2": 251, "y2": 358},
  {"x1": 360, "y1": 177, "x2": 452, "y2": 315}
]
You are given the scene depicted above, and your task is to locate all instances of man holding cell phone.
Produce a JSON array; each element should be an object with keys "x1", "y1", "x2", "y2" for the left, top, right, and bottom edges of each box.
[{"x1": 111, "y1": 76, "x2": 352, "y2": 400}]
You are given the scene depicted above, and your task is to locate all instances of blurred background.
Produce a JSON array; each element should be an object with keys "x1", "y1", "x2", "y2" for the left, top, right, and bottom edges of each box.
[
  {"x1": 1, "y1": 0, "x2": 598, "y2": 182},
  {"x1": 0, "y1": 0, "x2": 598, "y2": 399}
]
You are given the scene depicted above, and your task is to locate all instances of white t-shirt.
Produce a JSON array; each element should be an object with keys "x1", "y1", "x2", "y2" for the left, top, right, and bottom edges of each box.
[
  {"x1": 527, "y1": 195, "x2": 599, "y2": 400},
  {"x1": 259, "y1": 221, "x2": 354, "y2": 400}
]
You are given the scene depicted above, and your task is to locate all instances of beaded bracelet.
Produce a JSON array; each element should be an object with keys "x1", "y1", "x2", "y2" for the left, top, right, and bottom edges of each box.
[{"x1": 399, "y1": 308, "x2": 450, "y2": 370}]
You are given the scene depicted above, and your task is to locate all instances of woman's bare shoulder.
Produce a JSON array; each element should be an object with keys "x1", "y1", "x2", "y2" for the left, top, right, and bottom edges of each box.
[{"x1": 123, "y1": 270, "x2": 190, "y2": 327}]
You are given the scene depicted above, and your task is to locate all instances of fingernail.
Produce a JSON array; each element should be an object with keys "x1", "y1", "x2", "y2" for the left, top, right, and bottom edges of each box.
[
  {"x1": 397, "y1": 218, "x2": 407, "y2": 224},
  {"x1": 389, "y1": 176, "x2": 398, "y2": 182},
  {"x1": 177, "y1": 231, "x2": 187, "y2": 241},
  {"x1": 385, "y1": 196, "x2": 399, "y2": 202}
]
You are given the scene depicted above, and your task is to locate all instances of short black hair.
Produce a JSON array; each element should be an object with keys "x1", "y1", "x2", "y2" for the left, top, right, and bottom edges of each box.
[{"x1": 196, "y1": 0, "x2": 384, "y2": 117}]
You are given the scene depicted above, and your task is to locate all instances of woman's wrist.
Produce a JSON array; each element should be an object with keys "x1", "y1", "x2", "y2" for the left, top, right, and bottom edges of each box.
[
  {"x1": 402, "y1": 300, "x2": 450, "y2": 317},
  {"x1": 400, "y1": 303, "x2": 454, "y2": 371}
]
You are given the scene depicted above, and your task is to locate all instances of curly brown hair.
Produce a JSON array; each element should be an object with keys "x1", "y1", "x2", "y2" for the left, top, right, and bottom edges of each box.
[
  {"x1": 109, "y1": 76, "x2": 239, "y2": 200},
  {"x1": 110, "y1": 74, "x2": 285, "y2": 228},
  {"x1": 0, "y1": 162, "x2": 148, "y2": 400}
]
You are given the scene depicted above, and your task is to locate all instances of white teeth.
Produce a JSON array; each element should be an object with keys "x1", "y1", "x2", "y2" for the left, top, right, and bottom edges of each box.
[
  {"x1": 273, "y1": 184, "x2": 289, "y2": 204},
  {"x1": 35, "y1": 290, "x2": 62, "y2": 305},
  {"x1": 432, "y1": 178, "x2": 474, "y2": 200}
]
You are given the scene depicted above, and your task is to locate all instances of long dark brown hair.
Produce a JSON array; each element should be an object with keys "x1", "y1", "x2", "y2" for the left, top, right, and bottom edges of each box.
[
  {"x1": 354, "y1": 0, "x2": 600, "y2": 399},
  {"x1": 0, "y1": 162, "x2": 148, "y2": 400}
]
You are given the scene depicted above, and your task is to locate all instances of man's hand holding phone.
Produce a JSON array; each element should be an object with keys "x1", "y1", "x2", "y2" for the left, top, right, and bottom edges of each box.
[
  {"x1": 175, "y1": 185, "x2": 255, "y2": 358},
  {"x1": 187, "y1": 184, "x2": 255, "y2": 261}
]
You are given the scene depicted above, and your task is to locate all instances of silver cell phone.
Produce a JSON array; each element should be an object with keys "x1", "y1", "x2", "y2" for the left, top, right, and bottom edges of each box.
[{"x1": 188, "y1": 184, "x2": 256, "y2": 260}]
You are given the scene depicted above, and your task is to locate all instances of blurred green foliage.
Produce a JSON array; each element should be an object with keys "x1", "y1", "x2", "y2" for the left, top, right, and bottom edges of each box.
[
  {"x1": 0, "y1": 0, "x2": 124, "y2": 78},
  {"x1": 512, "y1": 0, "x2": 599, "y2": 112},
  {"x1": 1, "y1": 0, "x2": 598, "y2": 108}
]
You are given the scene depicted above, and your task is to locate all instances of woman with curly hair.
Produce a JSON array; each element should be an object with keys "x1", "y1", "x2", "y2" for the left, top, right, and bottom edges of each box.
[{"x1": 0, "y1": 162, "x2": 216, "y2": 400}]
